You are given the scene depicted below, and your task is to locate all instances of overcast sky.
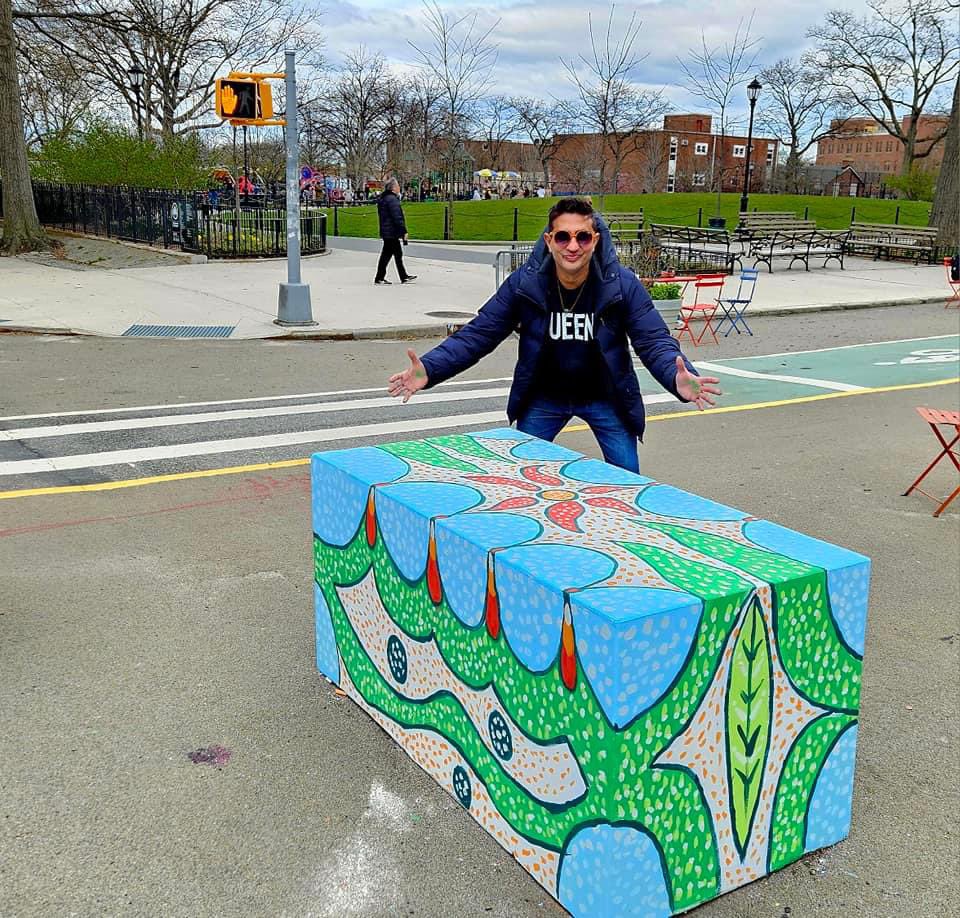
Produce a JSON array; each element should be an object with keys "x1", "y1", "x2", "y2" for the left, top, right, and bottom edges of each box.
[{"x1": 311, "y1": 0, "x2": 879, "y2": 124}]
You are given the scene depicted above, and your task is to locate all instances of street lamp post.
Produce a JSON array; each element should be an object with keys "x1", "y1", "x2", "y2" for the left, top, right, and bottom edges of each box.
[
  {"x1": 128, "y1": 62, "x2": 144, "y2": 141},
  {"x1": 739, "y1": 78, "x2": 762, "y2": 214}
]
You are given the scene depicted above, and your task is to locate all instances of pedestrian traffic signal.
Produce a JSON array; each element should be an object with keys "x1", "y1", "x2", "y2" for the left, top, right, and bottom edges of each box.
[{"x1": 215, "y1": 79, "x2": 274, "y2": 123}]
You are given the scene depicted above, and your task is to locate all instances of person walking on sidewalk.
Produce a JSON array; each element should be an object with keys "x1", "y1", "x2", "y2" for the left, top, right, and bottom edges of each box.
[
  {"x1": 387, "y1": 197, "x2": 720, "y2": 472},
  {"x1": 374, "y1": 178, "x2": 416, "y2": 286}
]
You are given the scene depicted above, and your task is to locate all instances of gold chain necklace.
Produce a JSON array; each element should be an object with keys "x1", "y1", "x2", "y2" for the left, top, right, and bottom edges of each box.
[{"x1": 558, "y1": 278, "x2": 587, "y2": 312}]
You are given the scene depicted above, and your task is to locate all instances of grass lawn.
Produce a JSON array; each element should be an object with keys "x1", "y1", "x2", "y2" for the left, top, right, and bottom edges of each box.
[{"x1": 325, "y1": 193, "x2": 933, "y2": 242}]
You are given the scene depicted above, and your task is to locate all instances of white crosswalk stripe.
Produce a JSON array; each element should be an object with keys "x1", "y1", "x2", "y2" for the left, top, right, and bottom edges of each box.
[{"x1": 0, "y1": 378, "x2": 676, "y2": 486}]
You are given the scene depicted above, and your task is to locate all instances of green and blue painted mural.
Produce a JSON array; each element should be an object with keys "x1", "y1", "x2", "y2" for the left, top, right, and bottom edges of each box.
[{"x1": 312, "y1": 428, "x2": 869, "y2": 917}]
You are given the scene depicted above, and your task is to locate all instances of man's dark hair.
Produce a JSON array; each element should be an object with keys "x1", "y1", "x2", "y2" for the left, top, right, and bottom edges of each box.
[{"x1": 547, "y1": 197, "x2": 595, "y2": 230}]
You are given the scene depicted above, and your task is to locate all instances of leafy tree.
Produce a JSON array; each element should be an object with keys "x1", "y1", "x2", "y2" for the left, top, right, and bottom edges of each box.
[{"x1": 30, "y1": 121, "x2": 209, "y2": 188}]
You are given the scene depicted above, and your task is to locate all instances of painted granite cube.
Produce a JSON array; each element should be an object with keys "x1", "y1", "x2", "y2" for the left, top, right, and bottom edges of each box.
[{"x1": 311, "y1": 428, "x2": 869, "y2": 917}]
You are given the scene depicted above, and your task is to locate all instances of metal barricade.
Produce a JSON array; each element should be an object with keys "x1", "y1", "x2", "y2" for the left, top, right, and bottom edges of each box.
[{"x1": 493, "y1": 244, "x2": 535, "y2": 288}]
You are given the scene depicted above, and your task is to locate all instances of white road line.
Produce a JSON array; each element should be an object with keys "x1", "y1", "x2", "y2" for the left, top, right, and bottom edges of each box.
[
  {"x1": 0, "y1": 387, "x2": 513, "y2": 440},
  {"x1": 0, "y1": 412, "x2": 511, "y2": 476},
  {"x1": 720, "y1": 334, "x2": 959, "y2": 362},
  {"x1": 0, "y1": 375, "x2": 515, "y2": 422},
  {"x1": 693, "y1": 361, "x2": 866, "y2": 392}
]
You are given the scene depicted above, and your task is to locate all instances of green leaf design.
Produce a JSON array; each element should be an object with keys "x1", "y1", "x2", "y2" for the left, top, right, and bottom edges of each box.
[
  {"x1": 381, "y1": 439, "x2": 482, "y2": 472},
  {"x1": 726, "y1": 594, "x2": 772, "y2": 858},
  {"x1": 426, "y1": 434, "x2": 511, "y2": 463}
]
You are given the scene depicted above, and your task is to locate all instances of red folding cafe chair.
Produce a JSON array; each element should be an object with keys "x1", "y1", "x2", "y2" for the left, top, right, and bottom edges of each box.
[
  {"x1": 903, "y1": 407, "x2": 960, "y2": 517},
  {"x1": 944, "y1": 257, "x2": 960, "y2": 308},
  {"x1": 676, "y1": 274, "x2": 725, "y2": 347}
]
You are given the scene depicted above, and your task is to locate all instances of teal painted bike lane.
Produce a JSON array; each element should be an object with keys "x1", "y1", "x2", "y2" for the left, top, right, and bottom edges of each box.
[{"x1": 636, "y1": 335, "x2": 960, "y2": 408}]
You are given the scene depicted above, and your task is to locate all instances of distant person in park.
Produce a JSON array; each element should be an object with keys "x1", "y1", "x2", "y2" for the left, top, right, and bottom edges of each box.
[
  {"x1": 484, "y1": 189, "x2": 492, "y2": 200},
  {"x1": 536, "y1": 184, "x2": 546, "y2": 198},
  {"x1": 344, "y1": 186, "x2": 355, "y2": 205},
  {"x1": 387, "y1": 197, "x2": 720, "y2": 472},
  {"x1": 473, "y1": 187, "x2": 482, "y2": 200},
  {"x1": 374, "y1": 178, "x2": 416, "y2": 286}
]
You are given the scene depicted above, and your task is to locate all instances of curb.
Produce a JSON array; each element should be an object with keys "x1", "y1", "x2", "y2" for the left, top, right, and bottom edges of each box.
[{"x1": 0, "y1": 295, "x2": 949, "y2": 342}]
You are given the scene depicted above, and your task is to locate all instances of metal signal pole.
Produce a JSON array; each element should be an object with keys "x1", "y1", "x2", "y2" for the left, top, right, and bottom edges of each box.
[{"x1": 276, "y1": 49, "x2": 315, "y2": 326}]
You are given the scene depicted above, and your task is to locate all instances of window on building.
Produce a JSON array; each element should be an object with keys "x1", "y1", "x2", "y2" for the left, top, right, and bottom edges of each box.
[
  {"x1": 766, "y1": 147, "x2": 775, "y2": 165},
  {"x1": 733, "y1": 144, "x2": 745, "y2": 158},
  {"x1": 856, "y1": 143, "x2": 862, "y2": 152},
  {"x1": 694, "y1": 142, "x2": 708, "y2": 155},
  {"x1": 667, "y1": 175, "x2": 676, "y2": 192},
  {"x1": 886, "y1": 140, "x2": 893, "y2": 152},
  {"x1": 847, "y1": 143, "x2": 852, "y2": 153},
  {"x1": 669, "y1": 137, "x2": 678, "y2": 162},
  {"x1": 693, "y1": 172, "x2": 706, "y2": 186},
  {"x1": 866, "y1": 142, "x2": 872, "y2": 152}
]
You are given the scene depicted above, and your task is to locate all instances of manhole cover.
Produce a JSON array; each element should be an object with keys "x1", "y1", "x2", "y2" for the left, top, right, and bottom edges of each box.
[{"x1": 425, "y1": 311, "x2": 475, "y2": 319}]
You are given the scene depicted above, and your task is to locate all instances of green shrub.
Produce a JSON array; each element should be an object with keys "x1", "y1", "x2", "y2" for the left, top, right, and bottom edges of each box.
[
  {"x1": 648, "y1": 282, "x2": 682, "y2": 300},
  {"x1": 30, "y1": 121, "x2": 209, "y2": 189}
]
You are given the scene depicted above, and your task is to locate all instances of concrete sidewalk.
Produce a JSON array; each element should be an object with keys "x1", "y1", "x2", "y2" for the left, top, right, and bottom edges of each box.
[{"x1": 0, "y1": 235, "x2": 952, "y2": 340}]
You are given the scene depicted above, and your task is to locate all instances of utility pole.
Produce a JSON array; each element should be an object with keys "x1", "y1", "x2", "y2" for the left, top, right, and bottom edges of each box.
[{"x1": 275, "y1": 49, "x2": 315, "y2": 327}]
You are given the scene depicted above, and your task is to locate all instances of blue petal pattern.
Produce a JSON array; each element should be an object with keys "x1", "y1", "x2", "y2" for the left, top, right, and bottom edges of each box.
[
  {"x1": 558, "y1": 824, "x2": 672, "y2": 918},
  {"x1": 805, "y1": 724, "x2": 859, "y2": 851},
  {"x1": 314, "y1": 582, "x2": 340, "y2": 683},
  {"x1": 377, "y1": 482, "x2": 482, "y2": 581},
  {"x1": 572, "y1": 587, "x2": 703, "y2": 727},
  {"x1": 563, "y1": 457, "x2": 654, "y2": 486},
  {"x1": 470, "y1": 427, "x2": 531, "y2": 441},
  {"x1": 637, "y1": 484, "x2": 747, "y2": 520},
  {"x1": 435, "y1": 512, "x2": 542, "y2": 626},
  {"x1": 511, "y1": 438, "x2": 583, "y2": 461},
  {"x1": 743, "y1": 520, "x2": 870, "y2": 655},
  {"x1": 495, "y1": 545, "x2": 616, "y2": 671},
  {"x1": 312, "y1": 449, "x2": 408, "y2": 545}
]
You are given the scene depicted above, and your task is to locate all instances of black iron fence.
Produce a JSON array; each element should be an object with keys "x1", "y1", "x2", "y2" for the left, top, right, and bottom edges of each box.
[{"x1": 19, "y1": 181, "x2": 326, "y2": 259}]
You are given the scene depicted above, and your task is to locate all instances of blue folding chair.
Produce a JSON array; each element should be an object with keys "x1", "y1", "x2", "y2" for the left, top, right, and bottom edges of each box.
[{"x1": 716, "y1": 268, "x2": 758, "y2": 336}]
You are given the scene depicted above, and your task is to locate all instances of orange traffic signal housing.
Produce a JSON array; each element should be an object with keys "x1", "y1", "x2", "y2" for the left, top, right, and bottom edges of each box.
[{"x1": 215, "y1": 79, "x2": 275, "y2": 123}]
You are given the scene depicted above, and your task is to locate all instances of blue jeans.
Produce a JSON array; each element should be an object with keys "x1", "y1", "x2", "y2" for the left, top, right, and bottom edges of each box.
[{"x1": 516, "y1": 396, "x2": 640, "y2": 472}]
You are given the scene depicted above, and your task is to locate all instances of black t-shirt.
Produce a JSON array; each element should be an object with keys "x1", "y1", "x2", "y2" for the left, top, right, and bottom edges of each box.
[{"x1": 530, "y1": 265, "x2": 609, "y2": 401}]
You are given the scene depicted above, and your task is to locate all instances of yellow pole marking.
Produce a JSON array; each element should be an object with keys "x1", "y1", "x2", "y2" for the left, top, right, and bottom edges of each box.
[{"x1": 0, "y1": 376, "x2": 956, "y2": 502}]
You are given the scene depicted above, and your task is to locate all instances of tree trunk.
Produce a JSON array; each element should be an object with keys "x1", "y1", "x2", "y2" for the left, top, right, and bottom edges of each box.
[
  {"x1": 900, "y1": 118, "x2": 919, "y2": 174},
  {"x1": 0, "y1": 0, "x2": 49, "y2": 254},
  {"x1": 930, "y1": 76, "x2": 959, "y2": 250}
]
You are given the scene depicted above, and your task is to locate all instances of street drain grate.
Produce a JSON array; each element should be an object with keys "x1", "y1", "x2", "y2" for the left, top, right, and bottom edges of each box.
[
  {"x1": 122, "y1": 324, "x2": 235, "y2": 339},
  {"x1": 425, "y1": 311, "x2": 476, "y2": 319}
]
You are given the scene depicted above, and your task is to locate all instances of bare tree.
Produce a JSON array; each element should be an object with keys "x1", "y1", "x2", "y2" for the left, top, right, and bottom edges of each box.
[
  {"x1": 18, "y1": 31, "x2": 95, "y2": 148},
  {"x1": 759, "y1": 58, "x2": 846, "y2": 193},
  {"x1": 511, "y1": 95, "x2": 567, "y2": 189},
  {"x1": 409, "y1": 0, "x2": 498, "y2": 233},
  {"x1": 930, "y1": 74, "x2": 958, "y2": 248},
  {"x1": 32, "y1": 0, "x2": 319, "y2": 139},
  {"x1": 806, "y1": 0, "x2": 959, "y2": 174},
  {"x1": 680, "y1": 15, "x2": 761, "y2": 214},
  {"x1": 471, "y1": 95, "x2": 520, "y2": 170},
  {"x1": 634, "y1": 131, "x2": 669, "y2": 193},
  {"x1": 314, "y1": 48, "x2": 396, "y2": 195},
  {"x1": 564, "y1": 5, "x2": 669, "y2": 206}
]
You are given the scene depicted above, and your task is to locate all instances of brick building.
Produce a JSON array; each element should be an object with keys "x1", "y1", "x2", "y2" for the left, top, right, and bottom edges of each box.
[
  {"x1": 550, "y1": 114, "x2": 779, "y2": 195},
  {"x1": 815, "y1": 115, "x2": 948, "y2": 177}
]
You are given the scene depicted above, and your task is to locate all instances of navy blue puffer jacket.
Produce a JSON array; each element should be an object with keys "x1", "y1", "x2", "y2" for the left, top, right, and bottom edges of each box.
[
  {"x1": 419, "y1": 220, "x2": 696, "y2": 440},
  {"x1": 377, "y1": 190, "x2": 407, "y2": 239}
]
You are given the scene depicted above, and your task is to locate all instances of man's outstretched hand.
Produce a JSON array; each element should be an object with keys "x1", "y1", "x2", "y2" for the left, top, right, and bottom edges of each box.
[
  {"x1": 388, "y1": 349, "x2": 429, "y2": 403},
  {"x1": 674, "y1": 355, "x2": 721, "y2": 410}
]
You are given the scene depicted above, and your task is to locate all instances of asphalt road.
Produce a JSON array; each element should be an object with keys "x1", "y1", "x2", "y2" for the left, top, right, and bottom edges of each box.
[{"x1": 1, "y1": 304, "x2": 958, "y2": 917}]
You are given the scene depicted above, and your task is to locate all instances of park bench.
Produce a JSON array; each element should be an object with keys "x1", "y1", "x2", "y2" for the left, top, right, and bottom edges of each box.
[
  {"x1": 847, "y1": 222, "x2": 939, "y2": 264},
  {"x1": 311, "y1": 427, "x2": 871, "y2": 918},
  {"x1": 737, "y1": 212, "x2": 810, "y2": 239},
  {"x1": 649, "y1": 222, "x2": 741, "y2": 273},
  {"x1": 749, "y1": 228, "x2": 849, "y2": 273},
  {"x1": 604, "y1": 211, "x2": 645, "y2": 241}
]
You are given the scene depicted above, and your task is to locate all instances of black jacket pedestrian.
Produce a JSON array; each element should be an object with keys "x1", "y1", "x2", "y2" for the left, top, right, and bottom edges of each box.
[{"x1": 377, "y1": 190, "x2": 406, "y2": 239}]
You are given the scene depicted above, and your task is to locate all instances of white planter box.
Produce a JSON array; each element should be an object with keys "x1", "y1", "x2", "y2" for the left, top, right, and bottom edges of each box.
[{"x1": 653, "y1": 298, "x2": 682, "y2": 324}]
